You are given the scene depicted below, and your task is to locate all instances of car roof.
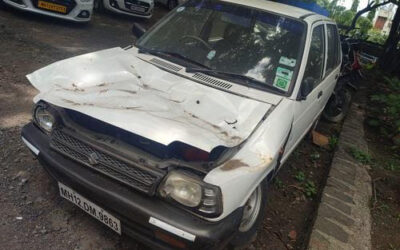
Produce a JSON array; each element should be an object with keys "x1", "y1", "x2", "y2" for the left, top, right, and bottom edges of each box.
[{"x1": 220, "y1": 0, "x2": 329, "y2": 21}]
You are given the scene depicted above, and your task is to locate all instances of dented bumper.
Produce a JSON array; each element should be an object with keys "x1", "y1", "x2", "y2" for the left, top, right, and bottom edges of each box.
[{"x1": 21, "y1": 122, "x2": 243, "y2": 249}]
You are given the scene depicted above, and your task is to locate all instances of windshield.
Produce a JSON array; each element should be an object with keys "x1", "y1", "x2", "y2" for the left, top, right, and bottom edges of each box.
[{"x1": 137, "y1": 0, "x2": 306, "y2": 93}]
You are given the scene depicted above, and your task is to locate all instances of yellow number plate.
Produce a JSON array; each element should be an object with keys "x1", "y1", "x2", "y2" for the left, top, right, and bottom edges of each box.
[{"x1": 38, "y1": 0, "x2": 67, "y2": 13}]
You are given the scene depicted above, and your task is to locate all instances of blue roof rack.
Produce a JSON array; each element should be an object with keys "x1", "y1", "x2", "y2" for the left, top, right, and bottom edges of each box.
[{"x1": 276, "y1": 0, "x2": 329, "y2": 17}]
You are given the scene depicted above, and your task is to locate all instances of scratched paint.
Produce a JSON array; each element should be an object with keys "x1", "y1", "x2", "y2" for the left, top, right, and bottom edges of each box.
[{"x1": 27, "y1": 47, "x2": 274, "y2": 153}]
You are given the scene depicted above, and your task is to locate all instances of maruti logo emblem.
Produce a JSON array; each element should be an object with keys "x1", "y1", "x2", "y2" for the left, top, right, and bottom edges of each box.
[{"x1": 88, "y1": 152, "x2": 100, "y2": 165}]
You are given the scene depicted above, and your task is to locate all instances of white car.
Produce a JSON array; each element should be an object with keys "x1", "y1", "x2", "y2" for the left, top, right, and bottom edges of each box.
[
  {"x1": 94, "y1": 0, "x2": 153, "y2": 19},
  {"x1": 21, "y1": 0, "x2": 341, "y2": 248},
  {"x1": 2, "y1": 0, "x2": 93, "y2": 22}
]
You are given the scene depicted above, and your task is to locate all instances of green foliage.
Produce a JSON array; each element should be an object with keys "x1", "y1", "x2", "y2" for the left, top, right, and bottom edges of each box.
[
  {"x1": 304, "y1": 181, "x2": 317, "y2": 197},
  {"x1": 367, "y1": 118, "x2": 381, "y2": 127},
  {"x1": 384, "y1": 159, "x2": 400, "y2": 171},
  {"x1": 334, "y1": 10, "x2": 355, "y2": 27},
  {"x1": 370, "y1": 76, "x2": 400, "y2": 135},
  {"x1": 367, "y1": 0, "x2": 379, "y2": 21},
  {"x1": 274, "y1": 178, "x2": 285, "y2": 189},
  {"x1": 367, "y1": 29, "x2": 388, "y2": 45},
  {"x1": 357, "y1": 16, "x2": 373, "y2": 35},
  {"x1": 351, "y1": 0, "x2": 360, "y2": 12},
  {"x1": 350, "y1": 147, "x2": 372, "y2": 164},
  {"x1": 294, "y1": 171, "x2": 306, "y2": 182},
  {"x1": 329, "y1": 135, "x2": 338, "y2": 150}
]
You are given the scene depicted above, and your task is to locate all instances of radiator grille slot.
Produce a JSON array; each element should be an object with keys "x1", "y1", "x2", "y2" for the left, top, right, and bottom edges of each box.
[
  {"x1": 50, "y1": 129, "x2": 162, "y2": 195},
  {"x1": 192, "y1": 73, "x2": 233, "y2": 89},
  {"x1": 149, "y1": 58, "x2": 183, "y2": 72}
]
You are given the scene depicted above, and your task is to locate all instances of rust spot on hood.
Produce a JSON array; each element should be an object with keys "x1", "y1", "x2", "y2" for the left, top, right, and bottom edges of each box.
[{"x1": 220, "y1": 159, "x2": 249, "y2": 171}]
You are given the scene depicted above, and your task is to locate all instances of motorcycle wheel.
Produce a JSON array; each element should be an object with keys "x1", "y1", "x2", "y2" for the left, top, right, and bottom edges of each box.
[{"x1": 323, "y1": 87, "x2": 352, "y2": 123}]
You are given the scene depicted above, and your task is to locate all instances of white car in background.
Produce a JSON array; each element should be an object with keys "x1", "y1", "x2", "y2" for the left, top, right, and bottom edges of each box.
[
  {"x1": 94, "y1": 0, "x2": 153, "y2": 18},
  {"x1": 155, "y1": 0, "x2": 184, "y2": 10},
  {"x1": 2, "y1": 0, "x2": 93, "y2": 22}
]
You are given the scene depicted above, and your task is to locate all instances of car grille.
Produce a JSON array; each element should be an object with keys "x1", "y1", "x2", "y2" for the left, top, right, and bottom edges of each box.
[
  {"x1": 50, "y1": 129, "x2": 163, "y2": 195},
  {"x1": 124, "y1": 0, "x2": 150, "y2": 13},
  {"x1": 125, "y1": 0, "x2": 150, "y2": 7}
]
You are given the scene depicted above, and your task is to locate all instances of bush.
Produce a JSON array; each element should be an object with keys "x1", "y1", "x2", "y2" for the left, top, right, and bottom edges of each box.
[{"x1": 369, "y1": 76, "x2": 400, "y2": 137}]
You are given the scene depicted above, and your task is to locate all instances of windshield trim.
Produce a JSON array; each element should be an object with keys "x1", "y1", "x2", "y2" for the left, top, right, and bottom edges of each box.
[{"x1": 136, "y1": 0, "x2": 308, "y2": 97}]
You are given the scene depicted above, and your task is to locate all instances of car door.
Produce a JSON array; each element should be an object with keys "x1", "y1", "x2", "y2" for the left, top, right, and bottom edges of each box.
[
  {"x1": 320, "y1": 23, "x2": 342, "y2": 111},
  {"x1": 284, "y1": 22, "x2": 327, "y2": 159}
]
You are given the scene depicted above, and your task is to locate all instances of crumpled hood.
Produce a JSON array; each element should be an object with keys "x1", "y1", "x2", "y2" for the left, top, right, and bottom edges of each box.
[{"x1": 27, "y1": 47, "x2": 274, "y2": 152}]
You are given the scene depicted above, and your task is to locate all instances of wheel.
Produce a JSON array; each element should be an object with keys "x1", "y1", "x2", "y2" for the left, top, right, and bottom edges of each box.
[
  {"x1": 93, "y1": 0, "x2": 104, "y2": 12},
  {"x1": 323, "y1": 87, "x2": 352, "y2": 123},
  {"x1": 229, "y1": 178, "x2": 268, "y2": 248},
  {"x1": 167, "y1": 0, "x2": 177, "y2": 10}
]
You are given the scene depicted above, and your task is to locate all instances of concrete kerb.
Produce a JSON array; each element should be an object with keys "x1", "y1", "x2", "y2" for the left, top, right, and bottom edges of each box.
[{"x1": 308, "y1": 101, "x2": 372, "y2": 250}]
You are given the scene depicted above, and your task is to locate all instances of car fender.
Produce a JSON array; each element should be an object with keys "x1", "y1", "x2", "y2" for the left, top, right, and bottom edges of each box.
[{"x1": 204, "y1": 99, "x2": 294, "y2": 220}]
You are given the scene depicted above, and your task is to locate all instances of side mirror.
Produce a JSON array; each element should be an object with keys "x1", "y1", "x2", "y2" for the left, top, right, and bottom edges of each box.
[
  {"x1": 132, "y1": 23, "x2": 146, "y2": 39},
  {"x1": 300, "y1": 77, "x2": 315, "y2": 100}
]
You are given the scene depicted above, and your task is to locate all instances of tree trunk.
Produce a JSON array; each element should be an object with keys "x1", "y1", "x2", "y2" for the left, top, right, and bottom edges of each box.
[{"x1": 379, "y1": 6, "x2": 400, "y2": 72}]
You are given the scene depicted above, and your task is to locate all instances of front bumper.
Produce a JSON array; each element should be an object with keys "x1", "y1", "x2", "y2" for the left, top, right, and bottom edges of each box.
[
  {"x1": 3, "y1": 0, "x2": 93, "y2": 22},
  {"x1": 21, "y1": 122, "x2": 242, "y2": 249}
]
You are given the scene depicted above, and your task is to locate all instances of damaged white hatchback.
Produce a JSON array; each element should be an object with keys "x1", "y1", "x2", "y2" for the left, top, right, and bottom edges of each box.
[{"x1": 21, "y1": 0, "x2": 341, "y2": 249}]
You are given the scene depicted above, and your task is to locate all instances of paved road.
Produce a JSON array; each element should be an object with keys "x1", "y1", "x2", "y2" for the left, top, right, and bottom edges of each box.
[{"x1": 0, "y1": 5, "x2": 168, "y2": 250}]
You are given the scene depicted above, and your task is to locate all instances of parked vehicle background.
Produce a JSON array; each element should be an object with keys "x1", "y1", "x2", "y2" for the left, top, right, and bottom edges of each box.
[
  {"x1": 2, "y1": 0, "x2": 94, "y2": 22},
  {"x1": 93, "y1": 0, "x2": 154, "y2": 18}
]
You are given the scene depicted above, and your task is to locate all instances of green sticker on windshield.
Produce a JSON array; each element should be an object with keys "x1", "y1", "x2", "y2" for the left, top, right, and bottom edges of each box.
[
  {"x1": 273, "y1": 67, "x2": 293, "y2": 91},
  {"x1": 279, "y1": 56, "x2": 297, "y2": 67}
]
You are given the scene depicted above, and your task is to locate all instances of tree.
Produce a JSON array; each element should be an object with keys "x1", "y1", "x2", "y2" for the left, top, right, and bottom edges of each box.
[
  {"x1": 367, "y1": 0, "x2": 379, "y2": 21},
  {"x1": 357, "y1": 16, "x2": 373, "y2": 34},
  {"x1": 336, "y1": 10, "x2": 356, "y2": 26},
  {"x1": 367, "y1": 29, "x2": 388, "y2": 44},
  {"x1": 351, "y1": 0, "x2": 360, "y2": 12},
  {"x1": 379, "y1": 5, "x2": 400, "y2": 74},
  {"x1": 346, "y1": 0, "x2": 395, "y2": 33}
]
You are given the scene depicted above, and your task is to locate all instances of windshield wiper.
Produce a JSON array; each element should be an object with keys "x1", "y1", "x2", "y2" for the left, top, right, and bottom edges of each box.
[
  {"x1": 186, "y1": 68, "x2": 286, "y2": 94},
  {"x1": 138, "y1": 47, "x2": 210, "y2": 70}
]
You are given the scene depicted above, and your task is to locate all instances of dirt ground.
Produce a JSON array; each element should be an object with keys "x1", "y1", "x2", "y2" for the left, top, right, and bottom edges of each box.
[
  {"x1": 363, "y1": 73, "x2": 400, "y2": 250},
  {"x1": 0, "y1": 6, "x2": 337, "y2": 250}
]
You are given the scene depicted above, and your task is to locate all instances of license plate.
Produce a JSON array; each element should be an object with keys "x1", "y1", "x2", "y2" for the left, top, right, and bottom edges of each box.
[
  {"x1": 130, "y1": 5, "x2": 145, "y2": 12},
  {"x1": 37, "y1": 0, "x2": 67, "y2": 13},
  {"x1": 58, "y1": 183, "x2": 121, "y2": 234}
]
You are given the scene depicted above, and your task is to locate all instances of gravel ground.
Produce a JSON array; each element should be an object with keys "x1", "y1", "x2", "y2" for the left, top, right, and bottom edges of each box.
[{"x1": 0, "y1": 6, "x2": 337, "y2": 250}]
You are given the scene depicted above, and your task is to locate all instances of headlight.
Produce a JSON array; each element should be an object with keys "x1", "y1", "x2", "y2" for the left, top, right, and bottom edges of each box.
[
  {"x1": 159, "y1": 171, "x2": 222, "y2": 217},
  {"x1": 34, "y1": 104, "x2": 55, "y2": 133}
]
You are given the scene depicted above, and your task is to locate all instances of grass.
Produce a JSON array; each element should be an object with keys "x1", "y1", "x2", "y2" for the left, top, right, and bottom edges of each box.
[
  {"x1": 304, "y1": 181, "x2": 317, "y2": 198},
  {"x1": 293, "y1": 171, "x2": 318, "y2": 198},
  {"x1": 329, "y1": 135, "x2": 338, "y2": 150},
  {"x1": 294, "y1": 171, "x2": 306, "y2": 182},
  {"x1": 350, "y1": 147, "x2": 372, "y2": 164}
]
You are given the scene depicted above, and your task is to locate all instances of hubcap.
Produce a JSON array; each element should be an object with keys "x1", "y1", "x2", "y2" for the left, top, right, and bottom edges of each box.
[{"x1": 239, "y1": 185, "x2": 262, "y2": 232}]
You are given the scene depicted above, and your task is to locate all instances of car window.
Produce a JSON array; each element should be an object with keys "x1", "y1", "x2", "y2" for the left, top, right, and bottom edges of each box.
[
  {"x1": 326, "y1": 24, "x2": 340, "y2": 73},
  {"x1": 302, "y1": 25, "x2": 325, "y2": 89},
  {"x1": 137, "y1": 1, "x2": 306, "y2": 93}
]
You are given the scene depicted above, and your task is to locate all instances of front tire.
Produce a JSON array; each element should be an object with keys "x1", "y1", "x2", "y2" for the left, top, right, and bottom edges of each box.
[
  {"x1": 323, "y1": 87, "x2": 352, "y2": 123},
  {"x1": 230, "y1": 178, "x2": 268, "y2": 248}
]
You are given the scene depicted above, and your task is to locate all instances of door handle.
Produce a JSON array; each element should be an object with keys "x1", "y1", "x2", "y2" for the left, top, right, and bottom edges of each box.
[{"x1": 318, "y1": 91, "x2": 323, "y2": 99}]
